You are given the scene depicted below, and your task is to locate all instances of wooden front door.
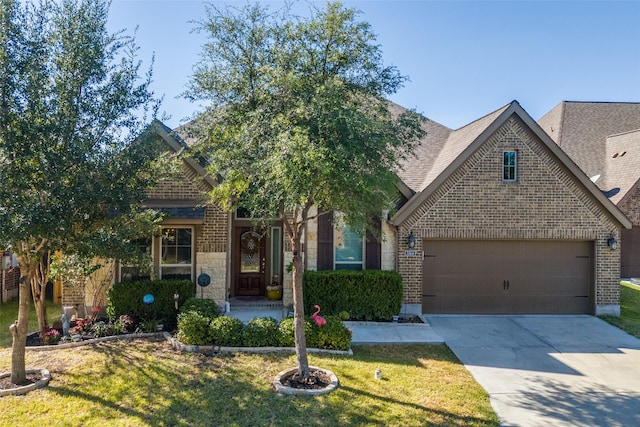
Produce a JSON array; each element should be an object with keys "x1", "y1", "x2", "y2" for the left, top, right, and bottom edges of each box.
[{"x1": 234, "y1": 228, "x2": 266, "y2": 296}]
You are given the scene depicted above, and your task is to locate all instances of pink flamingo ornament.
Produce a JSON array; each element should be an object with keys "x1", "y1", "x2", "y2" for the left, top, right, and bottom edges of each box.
[{"x1": 312, "y1": 305, "x2": 327, "y2": 327}]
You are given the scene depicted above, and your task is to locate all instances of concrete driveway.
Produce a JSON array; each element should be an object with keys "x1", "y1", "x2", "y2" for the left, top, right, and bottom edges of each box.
[{"x1": 425, "y1": 315, "x2": 640, "y2": 427}]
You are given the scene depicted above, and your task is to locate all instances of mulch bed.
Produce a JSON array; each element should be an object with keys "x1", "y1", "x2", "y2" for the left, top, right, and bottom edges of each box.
[
  {"x1": 0, "y1": 373, "x2": 39, "y2": 390},
  {"x1": 397, "y1": 315, "x2": 424, "y2": 323},
  {"x1": 279, "y1": 369, "x2": 332, "y2": 390}
]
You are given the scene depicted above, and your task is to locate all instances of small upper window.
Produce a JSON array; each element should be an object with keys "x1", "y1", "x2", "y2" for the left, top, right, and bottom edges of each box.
[{"x1": 503, "y1": 150, "x2": 517, "y2": 182}]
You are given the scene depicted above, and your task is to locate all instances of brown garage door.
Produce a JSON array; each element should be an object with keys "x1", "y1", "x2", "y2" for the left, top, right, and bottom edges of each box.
[{"x1": 422, "y1": 240, "x2": 593, "y2": 314}]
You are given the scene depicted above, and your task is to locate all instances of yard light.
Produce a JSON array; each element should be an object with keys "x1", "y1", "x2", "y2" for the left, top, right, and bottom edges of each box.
[
  {"x1": 607, "y1": 233, "x2": 618, "y2": 251},
  {"x1": 407, "y1": 231, "x2": 416, "y2": 249}
]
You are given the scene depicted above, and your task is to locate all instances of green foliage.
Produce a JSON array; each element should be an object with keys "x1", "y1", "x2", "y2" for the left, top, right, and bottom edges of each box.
[
  {"x1": 90, "y1": 321, "x2": 115, "y2": 338},
  {"x1": 186, "y1": 1, "x2": 425, "y2": 228},
  {"x1": 304, "y1": 270, "x2": 403, "y2": 321},
  {"x1": 313, "y1": 316, "x2": 352, "y2": 351},
  {"x1": 209, "y1": 316, "x2": 244, "y2": 347},
  {"x1": 106, "y1": 279, "x2": 193, "y2": 329},
  {"x1": 185, "y1": 0, "x2": 424, "y2": 374},
  {"x1": 242, "y1": 317, "x2": 279, "y2": 347},
  {"x1": 180, "y1": 297, "x2": 220, "y2": 319},
  {"x1": 176, "y1": 311, "x2": 211, "y2": 346},
  {"x1": 277, "y1": 316, "x2": 317, "y2": 348}
]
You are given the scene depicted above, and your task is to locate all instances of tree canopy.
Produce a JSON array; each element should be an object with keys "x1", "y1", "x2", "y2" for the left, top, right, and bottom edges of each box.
[
  {"x1": 186, "y1": 1, "x2": 426, "y2": 377},
  {"x1": 0, "y1": 0, "x2": 166, "y2": 384}
]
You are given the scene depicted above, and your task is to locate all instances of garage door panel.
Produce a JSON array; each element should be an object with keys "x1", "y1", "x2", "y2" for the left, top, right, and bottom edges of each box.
[{"x1": 422, "y1": 240, "x2": 593, "y2": 314}]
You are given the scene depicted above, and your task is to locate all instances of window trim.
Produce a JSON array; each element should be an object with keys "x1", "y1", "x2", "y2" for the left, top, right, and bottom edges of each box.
[
  {"x1": 333, "y1": 222, "x2": 365, "y2": 271},
  {"x1": 159, "y1": 226, "x2": 194, "y2": 281},
  {"x1": 503, "y1": 150, "x2": 517, "y2": 182}
]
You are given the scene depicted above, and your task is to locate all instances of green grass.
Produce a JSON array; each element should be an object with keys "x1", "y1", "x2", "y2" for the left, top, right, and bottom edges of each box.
[
  {"x1": 0, "y1": 299, "x2": 61, "y2": 347},
  {"x1": 0, "y1": 339, "x2": 499, "y2": 426},
  {"x1": 601, "y1": 281, "x2": 640, "y2": 338}
]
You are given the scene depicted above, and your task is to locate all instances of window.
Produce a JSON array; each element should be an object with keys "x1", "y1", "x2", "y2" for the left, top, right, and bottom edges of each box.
[
  {"x1": 271, "y1": 227, "x2": 281, "y2": 283},
  {"x1": 160, "y1": 227, "x2": 193, "y2": 280},
  {"x1": 120, "y1": 237, "x2": 152, "y2": 282},
  {"x1": 503, "y1": 150, "x2": 517, "y2": 182},
  {"x1": 334, "y1": 224, "x2": 364, "y2": 270}
]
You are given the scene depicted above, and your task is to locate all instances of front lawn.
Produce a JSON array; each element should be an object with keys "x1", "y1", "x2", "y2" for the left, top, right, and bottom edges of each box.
[
  {"x1": 0, "y1": 300, "x2": 61, "y2": 347},
  {"x1": 0, "y1": 338, "x2": 499, "y2": 426},
  {"x1": 601, "y1": 281, "x2": 640, "y2": 338}
]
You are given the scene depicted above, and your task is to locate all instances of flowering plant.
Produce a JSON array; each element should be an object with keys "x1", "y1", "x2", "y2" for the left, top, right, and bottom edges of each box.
[{"x1": 42, "y1": 327, "x2": 61, "y2": 344}]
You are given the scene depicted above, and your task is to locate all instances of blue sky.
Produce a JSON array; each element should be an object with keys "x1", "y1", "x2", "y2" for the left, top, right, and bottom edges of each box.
[{"x1": 109, "y1": 0, "x2": 640, "y2": 129}]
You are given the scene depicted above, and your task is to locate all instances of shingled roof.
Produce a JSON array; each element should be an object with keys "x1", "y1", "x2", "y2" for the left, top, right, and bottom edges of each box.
[
  {"x1": 537, "y1": 101, "x2": 640, "y2": 206},
  {"x1": 392, "y1": 100, "x2": 631, "y2": 229}
]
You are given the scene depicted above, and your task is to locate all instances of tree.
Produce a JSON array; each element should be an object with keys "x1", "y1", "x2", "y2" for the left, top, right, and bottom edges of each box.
[
  {"x1": 185, "y1": 1, "x2": 425, "y2": 378},
  {"x1": 0, "y1": 0, "x2": 165, "y2": 384}
]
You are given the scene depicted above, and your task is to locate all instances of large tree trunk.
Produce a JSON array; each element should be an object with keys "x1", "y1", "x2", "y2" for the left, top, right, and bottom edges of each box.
[{"x1": 10, "y1": 261, "x2": 33, "y2": 385}]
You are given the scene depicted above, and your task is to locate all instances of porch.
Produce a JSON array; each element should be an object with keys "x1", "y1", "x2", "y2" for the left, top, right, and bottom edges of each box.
[{"x1": 225, "y1": 297, "x2": 288, "y2": 323}]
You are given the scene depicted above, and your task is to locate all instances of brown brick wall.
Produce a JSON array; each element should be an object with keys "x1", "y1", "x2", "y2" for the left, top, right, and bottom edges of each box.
[
  {"x1": 619, "y1": 184, "x2": 640, "y2": 226},
  {"x1": 397, "y1": 116, "x2": 621, "y2": 309},
  {"x1": 146, "y1": 161, "x2": 228, "y2": 252}
]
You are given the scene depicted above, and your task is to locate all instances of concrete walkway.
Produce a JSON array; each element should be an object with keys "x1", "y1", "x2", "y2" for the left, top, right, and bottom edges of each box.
[
  {"x1": 426, "y1": 315, "x2": 640, "y2": 427},
  {"x1": 225, "y1": 307, "x2": 443, "y2": 345}
]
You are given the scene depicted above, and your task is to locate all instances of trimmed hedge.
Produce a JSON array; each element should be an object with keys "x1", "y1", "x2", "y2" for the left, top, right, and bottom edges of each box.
[
  {"x1": 107, "y1": 279, "x2": 193, "y2": 329},
  {"x1": 303, "y1": 270, "x2": 403, "y2": 321},
  {"x1": 175, "y1": 315, "x2": 352, "y2": 351}
]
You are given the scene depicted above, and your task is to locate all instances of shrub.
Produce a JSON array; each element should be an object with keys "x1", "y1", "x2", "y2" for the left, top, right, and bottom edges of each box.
[
  {"x1": 91, "y1": 321, "x2": 115, "y2": 338},
  {"x1": 313, "y1": 316, "x2": 352, "y2": 351},
  {"x1": 107, "y1": 279, "x2": 193, "y2": 329},
  {"x1": 278, "y1": 316, "x2": 318, "y2": 348},
  {"x1": 242, "y1": 317, "x2": 279, "y2": 347},
  {"x1": 116, "y1": 314, "x2": 137, "y2": 334},
  {"x1": 180, "y1": 297, "x2": 220, "y2": 319},
  {"x1": 303, "y1": 270, "x2": 402, "y2": 321},
  {"x1": 176, "y1": 311, "x2": 211, "y2": 345},
  {"x1": 209, "y1": 316, "x2": 244, "y2": 346}
]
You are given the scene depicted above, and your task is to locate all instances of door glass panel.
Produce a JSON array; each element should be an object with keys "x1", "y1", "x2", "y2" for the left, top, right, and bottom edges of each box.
[{"x1": 240, "y1": 231, "x2": 262, "y2": 273}]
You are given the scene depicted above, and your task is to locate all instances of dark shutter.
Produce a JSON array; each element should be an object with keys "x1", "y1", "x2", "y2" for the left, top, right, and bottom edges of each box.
[
  {"x1": 317, "y1": 210, "x2": 334, "y2": 270},
  {"x1": 365, "y1": 216, "x2": 381, "y2": 270}
]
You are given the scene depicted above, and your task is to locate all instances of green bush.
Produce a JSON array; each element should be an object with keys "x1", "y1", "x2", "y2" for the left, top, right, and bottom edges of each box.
[
  {"x1": 209, "y1": 316, "x2": 244, "y2": 346},
  {"x1": 107, "y1": 279, "x2": 193, "y2": 330},
  {"x1": 313, "y1": 316, "x2": 352, "y2": 351},
  {"x1": 176, "y1": 311, "x2": 211, "y2": 345},
  {"x1": 303, "y1": 270, "x2": 402, "y2": 321},
  {"x1": 180, "y1": 298, "x2": 220, "y2": 319},
  {"x1": 278, "y1": 316, "x2": 318, "y2": 348},
  {"x1": 242, "y1": 317, "x2": 279, "y2": 347}
]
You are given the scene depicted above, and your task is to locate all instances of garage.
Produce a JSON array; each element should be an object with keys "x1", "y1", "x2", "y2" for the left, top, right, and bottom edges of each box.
[{"x1": 422, "y1": 240, "x2": 594, "y2": 314}]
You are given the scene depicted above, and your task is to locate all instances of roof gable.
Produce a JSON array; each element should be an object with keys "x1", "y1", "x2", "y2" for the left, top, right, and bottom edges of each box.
[{"x1": 392, "y1": 101, "x2": 631, "y2": 229}]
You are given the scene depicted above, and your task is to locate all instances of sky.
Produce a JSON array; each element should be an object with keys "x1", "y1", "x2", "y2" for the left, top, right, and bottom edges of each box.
[{"x1": 108, "y1": 0, "x2": 640, "y2": 130}]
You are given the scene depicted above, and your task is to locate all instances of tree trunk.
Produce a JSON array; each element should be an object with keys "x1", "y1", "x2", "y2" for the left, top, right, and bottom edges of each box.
[
  {"x1": 32, "y1": 254, "x2": 50, "y2": 337},
  {"x1": 291, "y1": 237, "x2": 309, "y2": 378},
  {"x1": 10, "y1": 264, "x2": 32, "y2": 385}
]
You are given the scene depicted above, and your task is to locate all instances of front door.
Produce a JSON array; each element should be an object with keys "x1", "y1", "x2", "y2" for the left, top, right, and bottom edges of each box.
[{"x1": 234, "y1": 228, "x2": 266, "y2": 296}]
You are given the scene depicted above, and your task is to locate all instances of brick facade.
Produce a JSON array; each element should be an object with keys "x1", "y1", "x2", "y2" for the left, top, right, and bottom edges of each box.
[{"x1": 396, "y1": 116, "x2": 622, "y2": 315}]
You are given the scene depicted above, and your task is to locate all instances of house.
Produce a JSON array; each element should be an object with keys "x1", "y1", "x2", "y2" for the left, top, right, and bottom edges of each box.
[
  {"x1": 61, "y1": 100, "x2": 632, "y2": 317},
  {"x1": 538, "y1": 101, "x2": 640, "y2": 278}
]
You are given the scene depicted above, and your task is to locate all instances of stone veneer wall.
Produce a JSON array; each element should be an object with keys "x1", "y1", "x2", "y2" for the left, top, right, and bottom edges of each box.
[
  {"x1": 397, "y1": 116, "x2": 621, "y2": 315},
  {"x1": 196, "y1": 252, "x2": 227, "y2": 304}
]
